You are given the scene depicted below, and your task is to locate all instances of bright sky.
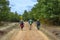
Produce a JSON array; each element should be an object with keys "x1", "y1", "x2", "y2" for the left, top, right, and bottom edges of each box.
[{"x1": 9, "y1": 0, "x2": 37, "y2": 14}]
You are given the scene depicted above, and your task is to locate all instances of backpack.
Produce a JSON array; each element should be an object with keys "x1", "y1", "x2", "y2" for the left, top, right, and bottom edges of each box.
[
  {"x1": 20, "y1": 21, "x2": 24, "y2": 25},
  {"x1": 37, "y1": 21, "x2": 40, "y2": 25},
  {"x1": 29, "y1": 20, "x2": 33, "y2": 24}
]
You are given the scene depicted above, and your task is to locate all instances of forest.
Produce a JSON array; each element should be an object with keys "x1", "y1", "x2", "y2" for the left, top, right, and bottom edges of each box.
[
  {"x1": 0, "y1": 0, "x2": 20, "y2": 25},
  {"x1": 0, "y1": 0, "x2": 60, "y2": 25},
  {"x1": 23, "y1": 0, "x2": 60, "y2": 25}
]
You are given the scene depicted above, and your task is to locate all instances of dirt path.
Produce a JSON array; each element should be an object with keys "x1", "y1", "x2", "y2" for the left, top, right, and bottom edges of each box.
[
  {"x1": 10, "y1": 23, "x2": 49, "y2": 40},
  {"x1": 1, "y1": 22, "x2": 50, "y2": 40},
  {"x1": 0, "y1": 23, "x2": 16, "y2": 30}
]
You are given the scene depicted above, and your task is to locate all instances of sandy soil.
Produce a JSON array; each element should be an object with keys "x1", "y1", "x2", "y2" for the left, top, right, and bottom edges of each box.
[
  {"x1": 10, "y1": 23, "x2": 49, "y2": 40},
  {"x1": 1, "y1": 22, "x2": 50, "y2": 40}
]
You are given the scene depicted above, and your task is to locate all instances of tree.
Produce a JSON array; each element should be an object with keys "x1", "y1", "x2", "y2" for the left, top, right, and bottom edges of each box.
[
  {"x1": 8, "y1": 12, "x2": 20, "y2": 22},
  {"x1": 0, "y1": 0, "x2": 10, "y2": 22},
  {"x1": 26, "y1": 0, "x2": 60, "y2": 25},
  {"x1": 23, "y1": 10, "x2": 29, "y2": 21}
]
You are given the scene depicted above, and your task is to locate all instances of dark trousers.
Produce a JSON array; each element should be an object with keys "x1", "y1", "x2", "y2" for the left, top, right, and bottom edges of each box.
[{"x1": 37, "y1": 25, "x2": 40, "y2": 30}]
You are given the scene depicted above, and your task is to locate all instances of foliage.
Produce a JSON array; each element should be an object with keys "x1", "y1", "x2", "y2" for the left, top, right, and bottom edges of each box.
[
  {"x1": 0, "y1": 0, "x2": 10, "y2": 21},
  {"x1": 23, "y1": 0, "x2": 60, "y2": 25},
  {"x1": 0, "y1": 0, "x2": 20, "y2": 23}
]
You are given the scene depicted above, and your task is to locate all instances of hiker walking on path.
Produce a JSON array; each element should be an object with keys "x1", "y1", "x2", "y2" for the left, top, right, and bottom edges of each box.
[
  {"x1": 19, "y1": 20, "x2": 24, "y2": 30},
  {"x1": 36, "y1": 19, "x2": 40, "y2": 30},
  {"x1": 28, "y1": 19, "x2": 33, "y2": 30}
]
